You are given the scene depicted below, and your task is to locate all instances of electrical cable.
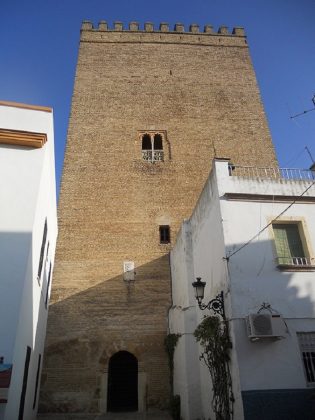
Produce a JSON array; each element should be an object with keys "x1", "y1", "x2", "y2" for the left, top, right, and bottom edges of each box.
[
  {"x1": 226, "y1": 179, "x2": 315, "y2": 260},
  {"x1": 283, "y1": 147, "x2": 307, "y2": 167}
]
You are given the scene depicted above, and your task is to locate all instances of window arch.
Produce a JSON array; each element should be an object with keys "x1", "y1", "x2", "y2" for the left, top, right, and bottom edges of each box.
[
  {"x1": 154, "y1": 134, "x2": 163, "y2": 150},
  {"x1": 142, "y1": 134, "x2": 151, "y2": 150}
]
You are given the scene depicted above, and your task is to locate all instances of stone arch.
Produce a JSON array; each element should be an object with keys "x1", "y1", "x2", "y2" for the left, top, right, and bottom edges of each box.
[
  {"x1": 154, "y1": 133, "x2": 163, "y2": 150},
  {"x1": 142, "y1": 134, "x2": 152, "y2": 150},
  {"x1": 98, "y1": 345, "x2": 147, "y2": 414}
]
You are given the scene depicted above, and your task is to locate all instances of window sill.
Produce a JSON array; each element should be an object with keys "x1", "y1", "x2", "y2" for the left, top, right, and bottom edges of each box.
[{"x1": 159, "y1": 243, "x2": 171, "y2": 251}]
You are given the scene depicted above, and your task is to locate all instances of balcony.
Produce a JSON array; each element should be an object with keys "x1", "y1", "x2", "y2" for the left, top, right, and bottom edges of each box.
[
  {"x1": 142, "y1": 150, "x2": 164, "y2": 163},
  {"x1": 276, "y1": 256, "x2": 315, "y2": 270},
  {"x1": 229, "y1": 165, "x2": 315, "y2": 181}
]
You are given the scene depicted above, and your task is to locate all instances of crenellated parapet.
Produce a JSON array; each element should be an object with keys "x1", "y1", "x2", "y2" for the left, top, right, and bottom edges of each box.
[
  {"x1": 81, "y1": 20, "x2": 245, "y2": 37},
  {"x1": 80, "y1": 21, "x2": 246, "y2": 48}
]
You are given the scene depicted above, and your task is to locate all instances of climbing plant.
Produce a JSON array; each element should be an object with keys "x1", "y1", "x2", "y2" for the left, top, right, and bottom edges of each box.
[
  {"x1": 164, "y1": 333, "x2": 181, "y2": 420},
  {"x1": 194, "y1": 316, "x2": 234, "y2": 420}
]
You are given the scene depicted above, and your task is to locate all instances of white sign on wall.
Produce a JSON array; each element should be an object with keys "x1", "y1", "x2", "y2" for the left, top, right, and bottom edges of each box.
[{"x1": 123, "y1": 261, "x2": 135, "y2": 281}]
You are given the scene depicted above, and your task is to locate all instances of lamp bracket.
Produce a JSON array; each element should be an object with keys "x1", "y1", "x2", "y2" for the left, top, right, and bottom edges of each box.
[{"x1": 198, "y1": 291, "x2": 225, "y2": 319}]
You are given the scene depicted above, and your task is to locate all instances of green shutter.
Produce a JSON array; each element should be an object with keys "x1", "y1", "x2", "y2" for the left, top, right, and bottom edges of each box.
[{"x1": 273, "y1": 224, "x2": 305, "y2": 264}]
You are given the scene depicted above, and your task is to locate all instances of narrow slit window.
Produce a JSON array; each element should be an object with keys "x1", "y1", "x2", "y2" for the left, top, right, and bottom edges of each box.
[
  {"x1": 19, "y1": 346, "x2": 31, "y2": 420},
  {"x1": 45, "y1": 263, "x2": 52, "y2": 309},
  {"x1": 32, "y1": 354, "x2": 42, "y2": 409},
  {"x1": 159, "y1": 225, "x2": 170, "y2": 244},
  {"x1": 37, "y1": 219, "x2": 48, "y2": 281}
]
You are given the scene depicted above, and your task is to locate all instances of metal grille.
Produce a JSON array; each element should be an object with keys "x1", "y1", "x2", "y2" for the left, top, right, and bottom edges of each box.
[
  {"x1": 273, "y1": 223, "x2": 307, "y2": 266},
  {"x1": 252, "y1": 314, "x2": 273, "y2": 335},
  {"x1": 153, "y1": 150, "x2": 164, "y2": 161},
  {"x1": 275, "y1": 256, "x2": 313, "y2": 266},
  {"x1": 142, "y1": 150, "x2": 164, "y2": 162},
  {"x1": 229, "y1": 165, "x2": 315, "y2": 181},
  {"x1": 297, "y1": 332, "x2": 315, "y2": 384}
]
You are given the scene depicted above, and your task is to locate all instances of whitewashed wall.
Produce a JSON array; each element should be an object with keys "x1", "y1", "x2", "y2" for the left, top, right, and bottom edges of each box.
[
  {"x1": 216, "y1": 161, "x2": 315, "y2": 392},
  {"x1": 170, "y1": 159, "x2": 315, "y2": 419},
  {"x1": 170, "y1": 162, "x2": 244, "y2": 420},
  {"x1": 170, "y1": 221, "x2": 203, "y2": 420},
  {"x1": 0, "y1": 103, "x2": 57, "y2": 420}
]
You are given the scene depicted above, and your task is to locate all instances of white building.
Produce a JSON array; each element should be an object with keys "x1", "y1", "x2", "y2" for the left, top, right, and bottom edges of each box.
[
  {"x1": 0, "y1": 101, "x2": 57, "y2": 420},
  {"x1": 169, "y1": 159, "x2": 315, "y2": 420}
]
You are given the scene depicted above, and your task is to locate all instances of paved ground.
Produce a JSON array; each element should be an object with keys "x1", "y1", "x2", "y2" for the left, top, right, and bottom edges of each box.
[{"x1": 38, "y1": 409, "x2": 172, "y2": 419}]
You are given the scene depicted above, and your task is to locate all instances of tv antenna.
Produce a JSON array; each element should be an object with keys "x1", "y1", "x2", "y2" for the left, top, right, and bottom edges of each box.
[
  {"x1": 289, "y1": 94, "x2": 315, "y2": 171},
  {"x1": 290, "y1": 94, "x2": 315, "y2": 119},
  {"x1": 305, "y1": 146, "x2": 314, "y2": 164},
  {"x1": 305, "y1": 146, "x2": 315, "y2": 171}
]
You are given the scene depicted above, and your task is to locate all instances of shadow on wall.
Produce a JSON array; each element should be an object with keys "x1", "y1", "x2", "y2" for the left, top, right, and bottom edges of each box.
[
  {"x1": 39, "y1": 254, "x2": 171, "y2": 414},
  {"x1": 0, "y1": 231, "x2": 33, "y2": 347},
  {"x1": 0, "y1": 232, "x2": 34, "y2": 419},
  {"x1": 225, "y1": 237, "x2": 315, "y2": 317},
  {"x1": 224, "y1": 237, "x2": 315, "y2": 420},
  {"x1": 0, "y1": 231, "x2": 53, "y2": 418}
]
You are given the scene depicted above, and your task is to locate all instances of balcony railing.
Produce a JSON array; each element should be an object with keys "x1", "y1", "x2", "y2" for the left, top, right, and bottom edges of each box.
[
  {"x1": 276, "y1": 256, "x2": 315, "y2": 267},
  {"x1": 142, "y1": 150, "x2": 164, "y2": 162},
  {"x1": 229, "y1": 165, "x2": 315, "y2": 181}
]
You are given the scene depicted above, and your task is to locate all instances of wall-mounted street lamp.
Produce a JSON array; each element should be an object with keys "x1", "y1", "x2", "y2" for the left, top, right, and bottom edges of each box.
[{"x1": 192, "y1": 277, "x2": 225, "y2": 319}]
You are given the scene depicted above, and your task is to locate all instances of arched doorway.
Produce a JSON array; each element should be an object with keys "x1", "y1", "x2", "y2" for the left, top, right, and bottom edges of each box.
[{"x1": 107, "y1": 351, "x2": 138, "y2": 412}]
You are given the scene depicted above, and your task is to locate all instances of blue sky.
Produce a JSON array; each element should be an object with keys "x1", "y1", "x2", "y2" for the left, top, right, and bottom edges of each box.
[{"x1": 1, "y1": 0, "x2": 315, "y2": 192}]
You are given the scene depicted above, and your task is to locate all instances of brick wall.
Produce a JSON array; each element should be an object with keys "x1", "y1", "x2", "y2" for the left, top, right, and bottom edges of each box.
[{"x1": 39, "y1": 22, "x2": 277, "y2": 413}]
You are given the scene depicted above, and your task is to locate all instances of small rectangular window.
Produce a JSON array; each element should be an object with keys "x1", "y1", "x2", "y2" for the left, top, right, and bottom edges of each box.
[
  {"x1": 297, "y1": 332, "x2": 315, "y2": 385},
  {"x1": 159, "y1": 225, "x2": 170, "y2": 244},
  {"x1": 45, "y1": 263, "x2": 52, "y2": 309},
  {"x1": 272, "y1": 223, "x2": 309, "y2": 266}
]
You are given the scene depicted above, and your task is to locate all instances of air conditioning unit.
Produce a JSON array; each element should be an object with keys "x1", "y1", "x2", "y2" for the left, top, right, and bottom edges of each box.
[{"x1": 246, "y1": 313, "x2": 285, "y2": 340}]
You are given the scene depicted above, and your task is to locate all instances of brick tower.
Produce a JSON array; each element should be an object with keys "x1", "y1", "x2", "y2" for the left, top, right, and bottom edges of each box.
[{"x1": 39, "y1": 21, "x2": 277, "y2": 414}]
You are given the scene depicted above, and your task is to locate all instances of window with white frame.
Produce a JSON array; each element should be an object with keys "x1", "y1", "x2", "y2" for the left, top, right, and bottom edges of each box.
[
  {"x1": 272, "y1": 222, "x2": 311, "y2": 266},
  {"x1": 297, "y1": 332, "x2": 315, "y2": 385}
]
